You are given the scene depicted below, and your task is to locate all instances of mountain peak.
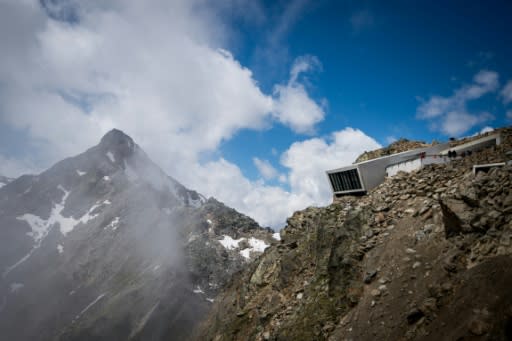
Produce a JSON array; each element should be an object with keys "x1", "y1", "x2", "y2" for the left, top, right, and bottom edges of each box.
[
  {"x1": 100, "y1": 129, "x2": 134, "y2": 147},
  {"x1": 98, "y1": 129, "x2": 136, "y2": 159}
]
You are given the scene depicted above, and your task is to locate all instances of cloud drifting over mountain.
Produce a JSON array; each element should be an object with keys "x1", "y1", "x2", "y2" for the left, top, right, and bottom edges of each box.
[{"x1": 0, "y1": 0, "x2": 380, "y2": 227}]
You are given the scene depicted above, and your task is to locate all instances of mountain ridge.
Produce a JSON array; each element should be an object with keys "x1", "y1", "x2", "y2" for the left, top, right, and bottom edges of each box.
[{"x1": 0, "y1": 129, "x2": 273, "y2": 341}]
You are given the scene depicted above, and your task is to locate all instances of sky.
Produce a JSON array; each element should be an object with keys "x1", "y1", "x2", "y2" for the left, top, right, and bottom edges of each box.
[{"x1": 0, "y1": 0, "x2": 511, "y2": 228}]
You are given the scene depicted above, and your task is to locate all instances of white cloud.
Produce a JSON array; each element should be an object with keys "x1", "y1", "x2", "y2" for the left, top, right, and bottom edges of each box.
[
  {"x1": 281, "y1": 127, "x2": 381, "y2": 204},
  {"x1": 416, "y1": 70, "x2": 498, "y2": 136},
  {"x1": 189, "y1": 127, "x2": 381, "y2": 228},
  {"x1": 253, "y1": 157, "x2": 279, "y2": 180},
  {"x1": 0, "y1": 1, "x2": 322, "y2": 172},
  {"x1": 272, "y1": 56, "x2": 325, "y2": 134},
  {"x1": 0, "y1": 154, "x2": 39, "y2": 178},
  {"x1": 502, "y1": 80, "x2": 512, "y2": 104},
  {"x1": 0, "y1": 0, "x2": 335, "y2": 228},
  {"x1": 440, "y1": 111, "x2": 493, "y2": 136}
]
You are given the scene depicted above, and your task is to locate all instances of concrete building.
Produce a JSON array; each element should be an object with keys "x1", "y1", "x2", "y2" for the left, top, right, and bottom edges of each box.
[{"x1": 326, "y1": 132, "x2": 501, "y2": 197}]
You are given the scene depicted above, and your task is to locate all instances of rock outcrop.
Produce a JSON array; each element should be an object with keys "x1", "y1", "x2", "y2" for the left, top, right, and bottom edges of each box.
[{"x1": 197, "y1": 127, "x2": 512, "y2": 341}]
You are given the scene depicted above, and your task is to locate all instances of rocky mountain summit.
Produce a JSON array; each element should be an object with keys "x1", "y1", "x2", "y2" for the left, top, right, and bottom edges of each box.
[
  {"x1": 197, "y1": 127, "x2": 512, "y2": 341},
  {"x1": 0, "y1": 129, "x2": 273, "y2": 341}
]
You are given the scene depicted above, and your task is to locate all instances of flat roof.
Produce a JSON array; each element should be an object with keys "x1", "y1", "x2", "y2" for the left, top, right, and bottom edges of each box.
[
  {"x1": 440, "y1": 133, "x2": 500, "y2": 155},
  {"x1": 326, "y1": 142, "x2": 450, "y2": 174}
]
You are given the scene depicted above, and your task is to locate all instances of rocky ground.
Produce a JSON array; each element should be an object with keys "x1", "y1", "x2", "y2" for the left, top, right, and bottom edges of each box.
[{"x1": 197, "y1": 127, "x2": 512, "y2": 341}]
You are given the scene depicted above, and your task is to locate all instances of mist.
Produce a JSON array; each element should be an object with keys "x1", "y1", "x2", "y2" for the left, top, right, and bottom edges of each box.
[{"x1": 0, "y1": 129, "x2": 238, "y2": 340}]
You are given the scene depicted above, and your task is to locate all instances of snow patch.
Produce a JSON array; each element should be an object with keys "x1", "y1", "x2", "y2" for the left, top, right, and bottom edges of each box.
[
  {"x1": 0, "y1": 183, "x2": 4, "y2": 189},
  {"x1": 239, "y1": 238, "x2": 269, "y2": 259},
  {"x1": 106, "y1": 151, "x2": 115, "y2": 163},
  {"x1": 247, "y1": 237, "x2": 269, "y2": 253},
  {"x1": 57, "y1": 244, "x2": 63, "y2": 254},
  {"x1": 206, "y1": 298, "x2": 215, "y2": 303},
  {"x1": 272, "y1": 232, "x2": 281, "y2": 241},
  {"x1": 206, "y1": 219, "x2": 213, "y2": 225},
  {"x1": 218, "y1": 235, "x2": 244, "y2": 250},
  {"x1": 74, "y1": 293, "x2": 107, "y2": 322},
  {"x1": 103, "y1": 175, "x2": 110, "y2": 181},
  {"x1": 218, "y1": 235, "x2": 269, "y2": 260},
  {"x1": 76, "y1": 170, "x2": 86, "y2": 176},
  {"x1": 10, "y1": 283, "x2": 24, "y2": 293},
  {"x1": 8, "y1": 186, "x2": 108, "y2": 276},
  {"x1": 105, "y1": 217, "x2": 120, "y2": 231},
  {"x1": 193, "y1": 286, "x2": 204, "y2": 294},
  {"x1": 240, "y1": 248, "x2": 251, "y2": 259}
]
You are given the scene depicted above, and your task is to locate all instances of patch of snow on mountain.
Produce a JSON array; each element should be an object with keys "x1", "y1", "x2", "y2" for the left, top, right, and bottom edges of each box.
[
  {"x1": 17, "y1": 214, "x2": 47, "y2": 243},
  {"x1": 103, "y1": 176, "x2": 110, "y2": 181},
  {"x1": 0, "y1": 183, "x2": 4, "y2": 189},
  {"x1": 248, "y1": 237, "x2": 269, "y2": 252},
  {"x1": 207, "y1": 219, "x2": 212, "y2": 224},
  {"x1": 74, "y1": 293, "x2": 107, "y2": 322},
  {"x1": 218, "y1": 235, "x2": 244, "y2": 250},
  {"x1": 10, "y1": 283, "x2": 24, "y2": 293},
  {"x1": 239, "y1": 248, "x2": 251, "y2": 259},
  {"x1": 239, "y1": 238, "x2": 269, "y2": 259},
  {"x1": 106, "y1": 217, "x2": 120, "y2": 231},
  {"x1": 7, "y1": 187, "x2": 107, "y2": 275},
  {"x1": 57, "y1": 244, "x2": 63, "y2": 254},
  {"x1": 272, "y1": 232, "x2": 281, "y2": 241},
  {"x1": 193, "y1": 286, "x2": 204, "y2": 294},
  {"x1": 76, "y1": 170, "x2": 86, "y2": 176},
  {"x1": 18, "y1": 186, "x2": 104, "y2": 239},
  {"x1": 106, "y1": 151, "x2": 115, "y2": 163}
]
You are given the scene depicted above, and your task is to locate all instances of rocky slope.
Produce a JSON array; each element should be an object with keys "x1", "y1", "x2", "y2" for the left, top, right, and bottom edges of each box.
[
  {"x1": 0, "y1": 129, "x2": 273, "y2": 341},
  {"x1": 197, "y1": 127, "x2": 512, "y2": 341}
]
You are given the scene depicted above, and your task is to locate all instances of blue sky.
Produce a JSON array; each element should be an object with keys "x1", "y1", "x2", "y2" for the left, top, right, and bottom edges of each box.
[
  {"x1": 0, "y1": 0, "x2": 511, "y2": 227},
  {"x1": 220, "y1": 0, "x2": 512, "y2": 183}
]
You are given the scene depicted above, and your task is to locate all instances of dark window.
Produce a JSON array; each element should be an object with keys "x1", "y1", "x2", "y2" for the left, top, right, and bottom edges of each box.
[{"x1": 328, "y1": 169, "x2": 363, "y2": 192}]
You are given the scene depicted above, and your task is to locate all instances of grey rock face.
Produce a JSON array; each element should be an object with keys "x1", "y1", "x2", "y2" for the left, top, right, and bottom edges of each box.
[{"x1": 0, "y1": 129, "x2": 272, "y2": 341}]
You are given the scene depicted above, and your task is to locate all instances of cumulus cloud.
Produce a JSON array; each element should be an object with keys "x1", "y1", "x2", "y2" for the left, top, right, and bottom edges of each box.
[
  {"x1": 502, "y1": 80, "x2": 512, "y2": 104},
  {"x1": 281, "y1": 127, "x2": 381, "y2": 204},
  {"x1": 416, "y1": 70, "x2": 498, "y2": 136},
  {"x1": 0, "y1": 0, "x2": 322, "y2": 171},
  {"x1": 192, "y1": 127, "x2": 380, "y2": 228},
  {"x1": 253, "y1": 157, "x2": 279, "y2": 180},
  {"x1": 0, "y1": 0, "x2": 338, "y2": 228},
  {"x1": 272, "y1": 56, "x2": 325, "y2": 134}
]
